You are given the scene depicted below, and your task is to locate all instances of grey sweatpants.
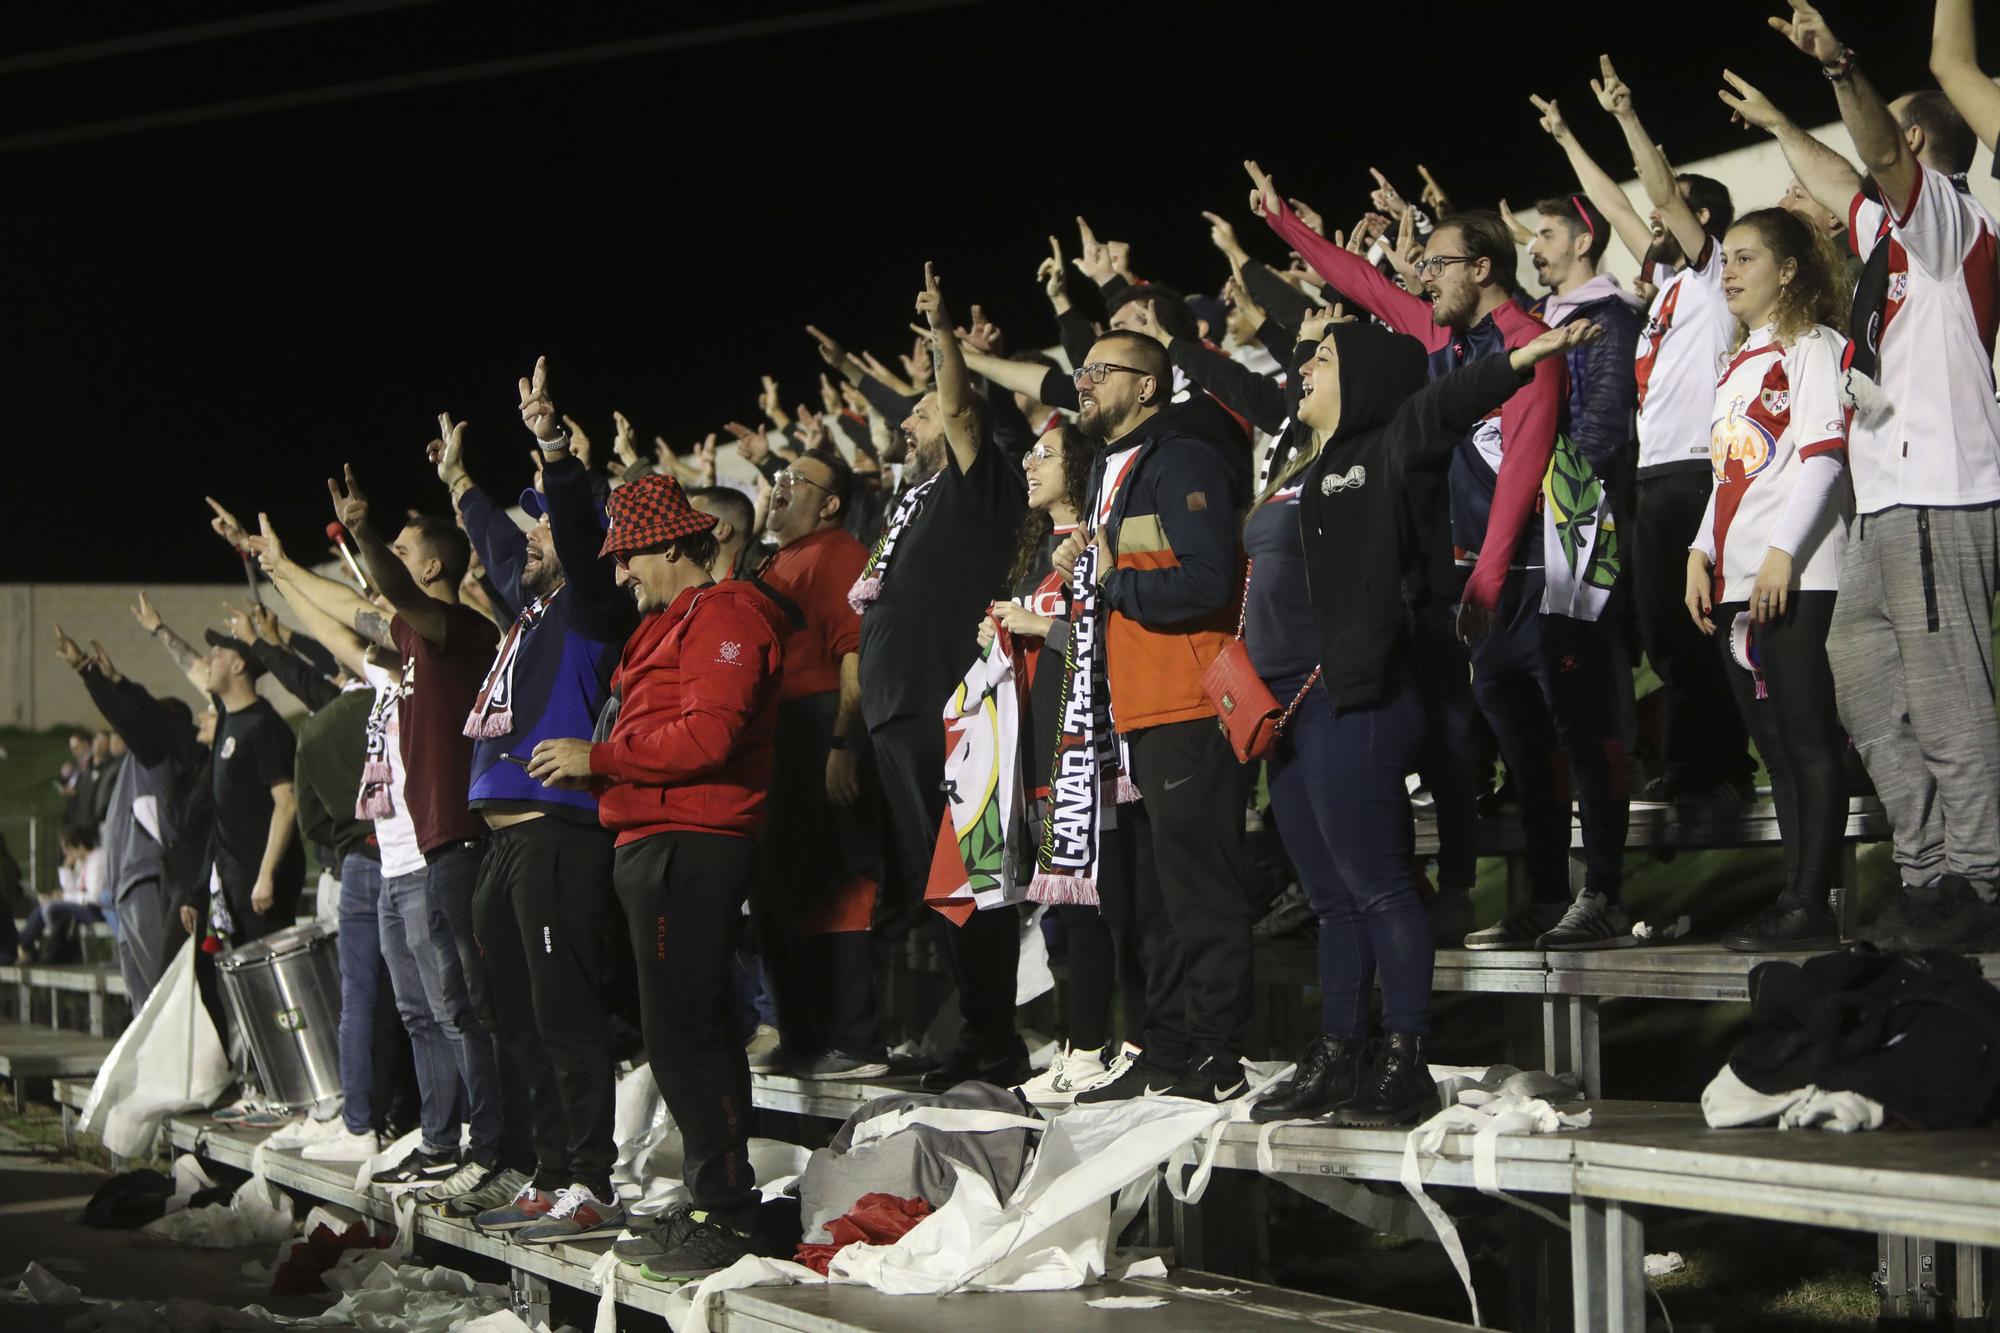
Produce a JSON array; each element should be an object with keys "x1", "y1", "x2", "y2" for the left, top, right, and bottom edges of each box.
[
  {"x1": 113, "y1": 876, "x2": 175, "y2": 1011},
  {"x1": 1827, "y1": 503, "x2": 2000, "y2": 890}
]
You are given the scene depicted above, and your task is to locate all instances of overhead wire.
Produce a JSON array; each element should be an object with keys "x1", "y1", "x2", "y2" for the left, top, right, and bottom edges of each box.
[
  {"x1": 0, "y1": 0, "x2": 991, "y2": 154},
  {"x1": 0, "y1": 0, "x2": 449, "y2": 77}
]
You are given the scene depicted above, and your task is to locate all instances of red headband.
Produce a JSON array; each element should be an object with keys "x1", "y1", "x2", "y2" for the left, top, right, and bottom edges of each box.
[{"x1": 1571, "y1": 195, "x2": 1597, "y2": 240}]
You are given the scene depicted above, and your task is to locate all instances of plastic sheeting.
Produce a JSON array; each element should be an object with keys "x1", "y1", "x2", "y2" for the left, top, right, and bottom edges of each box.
[
  {"x1": 79, "y1": 939, "x2": 232, "y2": 1158},
  {"x1": 143, "y1": 1167, "x2": 295, "y2": 1250}
]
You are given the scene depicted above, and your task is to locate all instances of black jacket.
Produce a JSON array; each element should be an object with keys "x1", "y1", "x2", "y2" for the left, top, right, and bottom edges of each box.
[{"x1": 1296, "y1": 323, "x2": 1539, "y2": 712}]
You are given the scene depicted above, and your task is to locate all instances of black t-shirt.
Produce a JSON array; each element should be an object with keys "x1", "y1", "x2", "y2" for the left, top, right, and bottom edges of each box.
[
  {"x1": 859, "y1": 442, "x2": 1027, "y2": 726},
  {"x1": 211, "y1": 696, "x2": 306, "y2": 899}
]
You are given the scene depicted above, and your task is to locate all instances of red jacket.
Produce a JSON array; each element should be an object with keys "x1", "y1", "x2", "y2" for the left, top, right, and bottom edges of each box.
[{"x1": 589, "y1": 581, "x2": 787, "y2": 844}]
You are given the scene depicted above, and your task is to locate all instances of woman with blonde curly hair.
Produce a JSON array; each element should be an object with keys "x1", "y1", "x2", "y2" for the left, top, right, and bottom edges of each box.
[{"x1": 1686, "y1": 206, "x2": 1854, "y2": 953}]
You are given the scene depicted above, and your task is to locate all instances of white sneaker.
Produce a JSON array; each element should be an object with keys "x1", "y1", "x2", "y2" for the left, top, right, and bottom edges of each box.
[
  {"x1": 1018, "y1": 1044, "x2": 1114, "y2": 1105},
  {"x1": 744, "y1": 1023, "x2": 780, "y2": 1059},
  {"x1": 301, "y1": 1127, "x2": 381, "y2": 1161}
]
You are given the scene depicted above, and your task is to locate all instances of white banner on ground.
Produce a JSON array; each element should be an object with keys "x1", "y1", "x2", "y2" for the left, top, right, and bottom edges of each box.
[{"x1": 77, "y1": 938, "x2": 230, "y2": 1158}]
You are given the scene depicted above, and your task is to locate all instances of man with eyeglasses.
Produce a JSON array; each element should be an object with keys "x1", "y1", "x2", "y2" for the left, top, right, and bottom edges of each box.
[
  {"x1": 750, "y1": 446, "x2": 886, "y2": 1078},
  {"x1": 1251, "y1": 161, "x2": 1629, "y2": 951},
  {"x1": 1060, "y1": 330, "x2": 1254, "y2": 1106},
  {"x1": 857, "y1": 264, "x2": 1028, "y2": 1091}
]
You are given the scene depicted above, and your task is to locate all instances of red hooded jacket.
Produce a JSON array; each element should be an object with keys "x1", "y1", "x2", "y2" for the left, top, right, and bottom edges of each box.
[{"x1": 589, "y1": 580, "x2": 787, "y2": 844}]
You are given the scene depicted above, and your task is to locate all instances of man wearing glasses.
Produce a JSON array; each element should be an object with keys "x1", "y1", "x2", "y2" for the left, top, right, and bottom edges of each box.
[
  {"x1": 749, "y1": 447, "x2": 888, "y2": 1079},
  {"x1": 1064, "y1": 331, "x2": 1255, "y2": 1106},
  {"x1": 1252, "y1": 164, "x2": 1621, "y2": 952}
]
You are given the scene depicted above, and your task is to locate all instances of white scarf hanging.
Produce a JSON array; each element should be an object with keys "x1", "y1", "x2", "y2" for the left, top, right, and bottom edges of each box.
[
  {"x1": 848, "y1": 473, "x2": 941, "y2": 612},
  {"x1": 463, "y1": 588, "x2": 558, "y2": 739}
]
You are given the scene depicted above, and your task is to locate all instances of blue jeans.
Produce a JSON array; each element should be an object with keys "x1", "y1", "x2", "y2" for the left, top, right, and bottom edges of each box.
[
  {"x1": 336, "y1": 854, "x2": 386, "y2": 1136},
  {"x1": 378, "y1": 869, "x2": 465, "y2": 1156},
  {"x1": 1267, "y1": 680, "x2": 1434, "y2": 1037},
  {"x1": 419, "y1": 841, "x2": 527, "y2": 1169},
  {"x1": 19, "y1": 901, "x2": 104, "y2": 956}
]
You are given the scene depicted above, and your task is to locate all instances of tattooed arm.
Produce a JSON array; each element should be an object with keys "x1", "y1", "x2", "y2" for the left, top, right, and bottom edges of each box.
[{"x1": 129, "y1": 592, "x2": 210, "y2": 689}]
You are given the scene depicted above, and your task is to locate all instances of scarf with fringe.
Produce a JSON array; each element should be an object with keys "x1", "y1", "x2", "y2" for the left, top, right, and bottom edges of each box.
[
  {"x1": 463, "y1": 588, "x2": 558, "y2": 739},
  {"x1": 356, "y1": 676, "x2": 401, "y2": 820},
  {"x1": 847, "y1": 473, "x2": 940, "y2": 613}
]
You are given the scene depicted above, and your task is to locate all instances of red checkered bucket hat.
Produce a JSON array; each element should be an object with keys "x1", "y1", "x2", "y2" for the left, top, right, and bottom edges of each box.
[{"x1": 599, "y1": 474, "x2": 718, "y2": 559}]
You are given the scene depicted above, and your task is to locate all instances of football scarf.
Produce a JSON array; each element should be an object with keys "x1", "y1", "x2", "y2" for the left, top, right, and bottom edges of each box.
[
  {"x1": 847, "y1": 473, "x2": 941, "y2": 613},
  {"x1": 1027, "y1": 541, "x2": 1123, "y2": 906},
  {"x1": 464, "y1": 587, "x2": 558, "y2": 739},
  {"x1": 356, "y1": 677, "x2": 401, "y2": 820}
]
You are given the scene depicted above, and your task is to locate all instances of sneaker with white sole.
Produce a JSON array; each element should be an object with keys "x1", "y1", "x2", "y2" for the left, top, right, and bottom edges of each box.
[
  {"x1": 516, "y1": 1184, "x2": 626, "y2": 1245},
  {"x1": 1535, "y1": 891, "x2": 1636, "y2": 951},
  {"x1": 238, "y1": 1107, "x2": 295, "y2": 1130},
  {"x1": 450, "y1": 1167, "x2": 533, "y2": 1219},
  {"x1": 418, "y1": 1159, "x2": 498, "y2": 1204},
  {"x1": 209, "y1": 1099, "x2": 262, "y2": 1124},
  {"x1": 1016, "y1": 1044, "x2": 1108, "y2": 1105},
  {"x1": 371, "y1": 1147, "x2": 459, "y2": 1187},
  {"x1": 300, "y1": 1127, "x2": 381, "y2": 1162},
  {"x1": 797, "y1": 1050, "x2": 891, "y2": 1080},
  {"x1": 475, "y1": 1181, "x2": 560, "y2": 1232},
  {"x1": 1462, "y1": 903, "x2": 1565, "y2": 951}
]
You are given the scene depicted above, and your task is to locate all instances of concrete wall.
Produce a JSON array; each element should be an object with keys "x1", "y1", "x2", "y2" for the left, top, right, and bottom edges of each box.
[{"x1": 0, "y1": 583, "x2": 320, "y2": 730}]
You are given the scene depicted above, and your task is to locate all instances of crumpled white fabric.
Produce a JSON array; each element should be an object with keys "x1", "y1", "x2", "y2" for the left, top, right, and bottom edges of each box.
[
  {"x1": 1086, "y1": 1295, "x2": 1168, "y2": 1309},
  {"x1": 142, "y1": 1174, "x2": 295, "y2": 1250},
  {"x1": 79, "y1": 939, "x2": 232, "y2": 1158},
  {"x1": 2, "y1": 1261, "x2": 82, "y2": 1305},
  {"x1": 1700, "y1": 1063, "x2": 1885, "y2": 1133},
  {"x1": 243, "y1": 1249, "x2": 513, "y2": 1330},
  {"x1": 1400, "y1": 1090, "x2": 1592, "y2": 1328},
  {"x1": 664, "y1": 1090, "x2": 1274, "y2": 1330}
]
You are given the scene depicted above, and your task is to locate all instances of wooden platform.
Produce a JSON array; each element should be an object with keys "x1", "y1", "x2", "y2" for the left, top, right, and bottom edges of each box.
[
  {"x1": 0, "y1": 1020, "x2": 114, "y2": 1108},
  {"x1": 161, "y1": 1116, "x2": 1472, "y2": 1331}
]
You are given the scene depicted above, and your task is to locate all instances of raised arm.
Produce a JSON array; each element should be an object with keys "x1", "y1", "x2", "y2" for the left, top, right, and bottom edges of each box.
[
  {"x1": 435, "y1": 412, "x2": 526, "y2": 619},
  {"x1": 913, "y1": 263, "x2": 983, "y2": 476},
  {"x1": 61, "y1": 627, "x2": 175, "y2": 768},
  {"x1": 1718, "y1": 70, "x2": 1864, "y2": 221},
  {"x1": 1591, "y1": 57, "x2": 1710, "y2": 266},
  {"x1": 1771, "y1": 1, "x2": 1917, "y2": 210},
  {"x1": 1530, "y1": 84, "x2": 1652, "y2": 265},
  {"x1": 250, "y1": 515, "x2": 377, "y2": 679},
  {"x1": 328, "y1": 463, "x2": 450, "y2": 646},
  {"x1": 1933, "y1": 0, "x2": 2000, "y2": 154},
  {"x1": 1246, "y1": 160, "x2": 1445, "y2": 350},
  {"x1": 128, "y1": 591, "x2": 208, "y2": 690}
]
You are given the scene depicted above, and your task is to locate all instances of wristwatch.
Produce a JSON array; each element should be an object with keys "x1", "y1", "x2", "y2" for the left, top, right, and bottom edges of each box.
[
  {"x1": 1822, "y1": 45, "x2": 1857, "y2": 82},
  {"x1": 828, "y1": 734, "x2": 848, "y2": 751}
]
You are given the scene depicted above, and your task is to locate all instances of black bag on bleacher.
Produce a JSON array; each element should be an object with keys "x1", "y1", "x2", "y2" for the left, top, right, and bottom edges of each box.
[{"x1": 1730, "y1": 947, "x2": 2000, "y2": 1130}]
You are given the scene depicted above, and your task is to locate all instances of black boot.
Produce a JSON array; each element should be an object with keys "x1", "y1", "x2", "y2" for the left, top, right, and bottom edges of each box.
[
  {"x1": 1332, "y1": 1032, "x2": 1437, "y2": 1127},
  {"x1": 1722, "y1": 893, "x2": 1838, "y2": 953},
  {"x1": 918, "y1": 1037, "x2": 1031, "y2": 1092},
  {"x1": 1252, "y1": 1033, "x2": 1360, "y2": 1122}
]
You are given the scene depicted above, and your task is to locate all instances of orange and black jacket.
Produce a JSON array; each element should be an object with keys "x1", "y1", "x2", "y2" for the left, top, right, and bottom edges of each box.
[{"x1": 1093, "y1": 414, "x2": 1242, "y2": 732}]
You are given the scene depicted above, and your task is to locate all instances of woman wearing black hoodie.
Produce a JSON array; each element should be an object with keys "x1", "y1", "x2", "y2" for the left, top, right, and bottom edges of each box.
[{"x1": 1250, "y1": 316, "x2": 1601, "y2": 1127}]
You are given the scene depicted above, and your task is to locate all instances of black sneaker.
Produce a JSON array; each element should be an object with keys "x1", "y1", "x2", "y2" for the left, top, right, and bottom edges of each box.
[
  {"x1": 637, "y1": 1209, "x2": 758, "y2": 1282},
  {"x1": 1160, "y1": 1052, "x2": 1249, "y2": 1104},
  {"x1": 1862, "y1": 876, "x2": 2000, "y2": 952},
  {"x1": 918, "y1": 1039, "x2": 1031, "y2": 1093},
  {"x1": 370, "y1": 1147, "x2": 459, "y2": 1187},
  {"x1": 1073, "y1": 1051, "x2": 1185, "y2": 1105},
  {"x1": 1250, "y1": 883, "x2": 1315, "y2": 941},
  {"x1": 615, "y1": 1204, "x2": 695, "y2": 1267},
  {"x1": 1722, "y1": 894, "x2": 1839, "y2": 953},
  {"x1": 1252, "y1": 1034, "x2": 1360, "y2": 1122},
  {"x1": 1332, "y1": 1033, "x2": 1437, "y2": 1127},
  {"x1": 1462, "y1": 903, "x2": 1564, "y2": 950}
]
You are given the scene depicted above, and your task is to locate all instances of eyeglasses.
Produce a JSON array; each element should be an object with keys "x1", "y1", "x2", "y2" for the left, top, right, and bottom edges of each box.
[
  {"x1": 1415, "y1": 254, "x2": 1477, "y2": 278},
  {"x1": 1027, "y1": 445, "x2": 1056, "y2": 462},
  {"x1": 1072, "y1": 361, "x2": 1150, "y2": 385},
  {"x1": 775, "y1": 468, "x2": 830, "y2": 495}
]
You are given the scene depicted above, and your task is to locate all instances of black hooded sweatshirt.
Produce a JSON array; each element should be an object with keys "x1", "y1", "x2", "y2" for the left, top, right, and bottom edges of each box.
[{"x1": 1293, "y1": 322, "x2": 1542, "y2": 713}]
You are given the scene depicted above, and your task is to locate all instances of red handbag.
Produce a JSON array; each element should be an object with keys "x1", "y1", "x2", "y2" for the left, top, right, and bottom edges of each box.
[{"x1": 1200, "y1": 558, "x2": 1321, "y2": 763}]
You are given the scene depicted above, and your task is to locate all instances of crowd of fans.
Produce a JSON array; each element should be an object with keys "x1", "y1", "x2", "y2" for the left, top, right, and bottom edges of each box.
[{"x1": 29, "y1": 0, "x2": 2000, "y2": 1284}]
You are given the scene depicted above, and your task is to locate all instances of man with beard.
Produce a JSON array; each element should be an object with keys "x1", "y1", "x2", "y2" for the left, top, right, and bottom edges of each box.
[
  {"x1": 1060, "y1": 327, "x2": 1251, "y2": 1105},
  {"x1": 1542, "y1": 58, "x2": 1754, "y2": 808},
  {"x1": 855, "y1": 264, "x2": 1028, "y2": 1090},
  {"x1": 433, "y1": 381, "x2": 638, "y2": 1241}
]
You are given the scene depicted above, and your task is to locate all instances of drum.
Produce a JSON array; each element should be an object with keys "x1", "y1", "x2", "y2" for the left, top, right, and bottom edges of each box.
[{"x1": 217, "y1": 924, "x2": 342, "y2": 1112}]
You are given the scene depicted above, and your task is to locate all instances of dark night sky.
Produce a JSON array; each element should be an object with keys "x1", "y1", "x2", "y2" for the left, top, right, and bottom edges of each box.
[{"x1": 6, "y1": 0, "x2": 1989, "y2": 582}]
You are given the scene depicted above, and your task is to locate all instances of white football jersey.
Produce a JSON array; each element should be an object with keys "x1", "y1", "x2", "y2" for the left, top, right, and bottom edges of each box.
[
  {"x1": 1636, "y1": 238, "x2": 1736, "y2": 474},
  {"x1": 1846, "y1": 168, "x2": 2000, "y2": 514},
  {"x1": 1707, "y1": 325, "x2": 1851, "y2": 603}
]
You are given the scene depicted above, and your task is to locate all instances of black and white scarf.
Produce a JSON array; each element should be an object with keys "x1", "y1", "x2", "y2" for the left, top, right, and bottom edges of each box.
[
  {"x1": 847, "y1": 473, "x2": 940, "y2": 613},
  {"x1": 1028, "y1": 542, "x2": 1134, "y2": 905},
  {"x1": 356, "y1": 677, "x2": 400, "y2": 820},
  {"x1": 464, "y1": 588, "x2": 558, "y2": 739}
]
